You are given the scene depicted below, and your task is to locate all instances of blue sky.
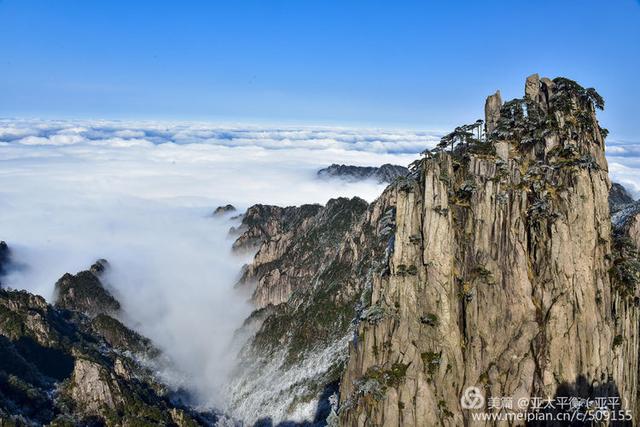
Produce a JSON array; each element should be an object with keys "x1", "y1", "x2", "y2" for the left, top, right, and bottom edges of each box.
[{"x1": 1, "y1": 0, "x2": 639, "y2": 139}]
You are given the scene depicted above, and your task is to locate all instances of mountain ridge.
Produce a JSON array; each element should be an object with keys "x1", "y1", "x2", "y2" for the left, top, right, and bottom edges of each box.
[{"x1": 228, "y1": 74, "x2": 640, "y2": 425}]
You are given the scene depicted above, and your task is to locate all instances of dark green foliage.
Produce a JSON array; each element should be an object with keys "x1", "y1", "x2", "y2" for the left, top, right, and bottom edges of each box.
[
  {"x1": 610, "y1": 232, "x2": 640, "y2": 299},
  {"x1": 0, "y1": 286, "x2": 208, "y2": 426},
  {"x1": 454, "y1": 181, "x2": 476, "y2": 204},
  {"x1": 359, "y1": 362, "x2": 409, "y2": 396},
  {"x1": 421, "y1": 351, "x2": 442, "y2": 377},
  {"x1": 396, "y1": 264, "x2": 418, "y2": 276},
  {"x1": 613, "y1": 335, "x2": 624, "y2": 348},
  {"x1": 91, "y1": 314, "x2": 157, "y2": 357},
  {"x1": 586, "y1": 87, "x2": 605, "y2": 110},
  {"x1": 420, "y1": 313, "x2": 438, "y2": 326},
  {"x1": 54, "y1": 270, "x2": 120, "y2": 317},
  {"x1": 472, "y1": 266, "x2": 494, "y2": 285},
  {"x1": 386, "y1": 363, "x2": 409, "y2": 387},
  {"x1": 547, "y1": 146, "x2": 600, "y2": 171},
  {"x1": 433, "y1": 206, "x2": 449, "y2": 216},
  {"x1": 408, "y1": 234, "x2": 422, "y2": 244},
  {"x1": 528, "y1": 196, "x2": 559, "y2": 222},
  {"x1": 360, "y1": 304, "x2": 386, "y2": 325},
  {"x1": 552, "y1": 77, "x2": 604, "y2": 111},
  {"x1": 438, "y1": 399, "x2": 454, "y2": 418},
  {"x1": 0, "y1": 241, "x2": 10, "y2": 279}
]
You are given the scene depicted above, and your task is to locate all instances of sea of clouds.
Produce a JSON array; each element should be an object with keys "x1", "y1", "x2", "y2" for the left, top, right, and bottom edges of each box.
[
  {"x1": 0, "y1": 118, "x2": 431, "y2": 416},
  {"x1": 0, "y1": 118, "x2": 638, "y2": 419}
]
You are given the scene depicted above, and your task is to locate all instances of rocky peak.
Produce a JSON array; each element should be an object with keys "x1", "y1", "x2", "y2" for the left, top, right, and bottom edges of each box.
[
  {"x1": 230, "y1": 203, "x2": 322, "y2": 253},
  {"x1": 337, "y1": 75, "x2": 639, "y2": 425},
  {"x1": 0, "y1": 241, "x2": 10, "y2": 285},
  {"x1": 213, "y1": 204, "x2": 237, "y2": 216},
  {"x1": 54, "y1": 260, "x2": 121, "y2": 318},
  {"x1": 235, "y1": 196, "x2": 369, "y2": 308},
  {"x1": 0, "y1": 286, "x2": 210, "y2": 425},
  {"x1": 226, "y1": 193, "x2": 392, "y2": 423},
  {"x1": 524, "y1": 72, "x2": 541, "y2": 100},
  {"x1": 610, "y1": 182, "x2": 636, "y2": 213},
  {"x1": 483, "y1": 90, "x2": 502, "y2": 134}
]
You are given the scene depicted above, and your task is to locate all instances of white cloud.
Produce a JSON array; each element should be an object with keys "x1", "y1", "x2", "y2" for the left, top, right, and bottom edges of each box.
[
  {"x1": 17, "y1": 134, "x2": 86, "y2": 146},
  {"x1": 0, "y1": 118, "x2": 423, "y2": 421},
  {"x1": 0, "y1": 118, "x2": 440, "y2": 154}
]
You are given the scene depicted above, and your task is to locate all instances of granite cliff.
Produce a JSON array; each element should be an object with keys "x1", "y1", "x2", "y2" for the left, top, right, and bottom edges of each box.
[{"x1": 229, "y1": 75, "x2": 640, "y2": 425}]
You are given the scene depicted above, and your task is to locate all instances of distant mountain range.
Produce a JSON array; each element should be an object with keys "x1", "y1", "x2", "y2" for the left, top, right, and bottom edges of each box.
[{"x1": 317, "y1": 163, "x2": 408, "y2": 184}]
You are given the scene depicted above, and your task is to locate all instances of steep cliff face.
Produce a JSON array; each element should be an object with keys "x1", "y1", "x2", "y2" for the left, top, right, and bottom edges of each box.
[
  {"x1": 226, "y1": 195, "x2": 397, "y2": 424},
  {"x1": 231, "y1": 203, "x2": 323, "y2": 253},
  {"x1": 337, "y1": 75, "x2": 640, "y2": 425},
  {"x1": 237, "y1": 197, "x2": 369, "y2": 308}
]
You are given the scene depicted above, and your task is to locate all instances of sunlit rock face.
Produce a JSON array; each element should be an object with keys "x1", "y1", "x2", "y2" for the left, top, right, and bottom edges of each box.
[
  {"x1": 226, "y1": 76, "x2": 640, "y2": 426},
  {"x1": 338, "y1": 75, "x2": 640, "y2": 425}
]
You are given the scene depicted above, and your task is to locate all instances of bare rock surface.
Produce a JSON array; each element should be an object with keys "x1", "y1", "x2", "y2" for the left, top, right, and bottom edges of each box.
[
  {"x1": 338, "y1": 75, "x2": 639, "y2": 426},
  {"x1": 230, "y1": 75, "x2": 640, "y2": 425},
  {"x1": 230, "y1": 203, "x2": 322, "y2": 253}
]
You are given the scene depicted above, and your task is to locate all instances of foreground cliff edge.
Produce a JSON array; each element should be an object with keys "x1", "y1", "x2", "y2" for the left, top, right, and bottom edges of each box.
[{"x1": 229, "y1": 75, "x2": 640, "y2": 426}]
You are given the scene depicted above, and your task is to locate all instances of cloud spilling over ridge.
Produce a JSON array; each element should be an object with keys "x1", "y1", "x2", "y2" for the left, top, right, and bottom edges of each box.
[{"x1": 0, "y1": 118, "x2": 426, "y2": 415}]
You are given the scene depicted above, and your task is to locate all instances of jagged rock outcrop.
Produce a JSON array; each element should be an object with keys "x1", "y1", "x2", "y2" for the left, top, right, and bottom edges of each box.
[
  {"x1": 236, "y1": 197, "x2": 369, "y2": 308},
  {"x1": 227, "y1": 75, "x2": 640, "y2": 425},
  {"x1": 610, "y1": 183, "x2": 635, "y2": 213},
  {"x1": 54, "y1": 259, "x2": 121, "y2": 317},
  {"x1": 318, "y1": 164, "x2": 409, "y2": 184},
  {"x1": 226, "y1": 194, "x2": 396, "y2": 424},
  {"x1": 213, "y1": 204, "x2": 237, "y2": 216},
  {"x1": 0, "y1": 265, "x2": 210, "y2": 426},
  {"x1": 230, "y1": 203, "x2": 322, "y2": 253},
  {"x1": 610, "y1": 183, "x2": 640, "y2": 250},
  {"x1": 484, "y1": 91, "x2": 502, "y2": 134},
  {"x1": 0, "y1": 241, "x2": 10, "y2": 284},
  {"x1": 336, "y1": 75, "x2": 640, "y2": 425}
]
